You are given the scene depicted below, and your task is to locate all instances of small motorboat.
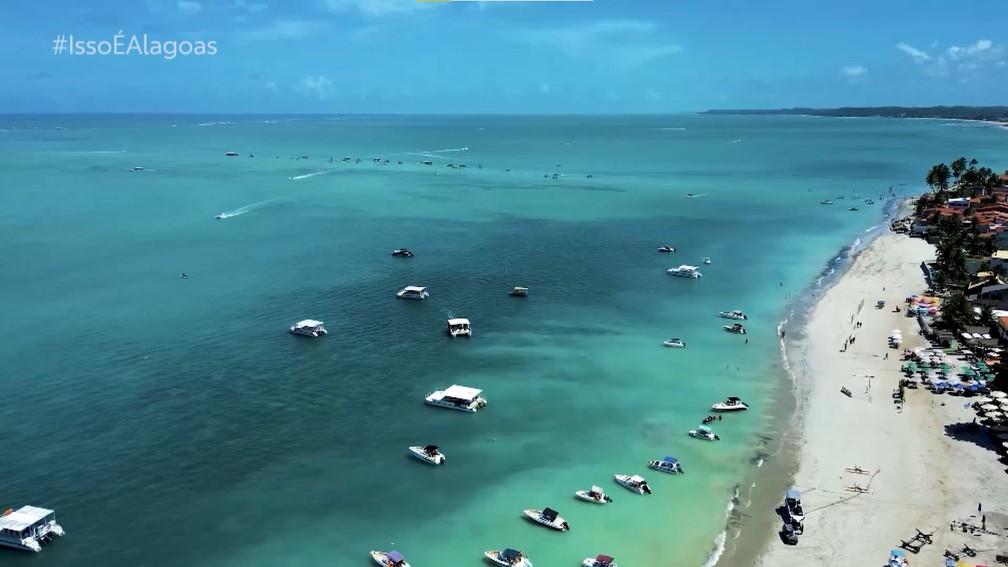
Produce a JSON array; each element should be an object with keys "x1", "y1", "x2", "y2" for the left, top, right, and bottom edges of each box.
[
  {"x1": 657, "y1": 245, "x2": 677, "y2": 253},
  {"x1": 129, "y1": 166, "x2": 144, "y2": 172},
  {"x1": 522, "y1": 507, "x2": 569, "y2": 531},
  {"x1": 703, "y1": 257, "x2": 711, "y2": 265},
  {"x1": 391, "y1": 248, "x2": 414, "y2": 257},
  {"x1": 215, "y1": 212, "x2": 225, "y2": 219},
  {"x1": 614, "y1": 474, "x2": 652, "y2": 495},
  {"x1": 820, "y1": 199, "x2": 833, "y2": 205},
  {"x1": 712, "y1": 396, "x2": 749, "y2": 412},
  {"x1": 648, "y1": 456, "x2": 684, "y2": 474},
  {"x1": 723, "y1": 323, "x2": 747, "y2": 334},
  {"x1": 408, "y1": 444, "x2": 445, "y2": 465},
  {"x1": 689, "y1": 425, "x2": 719, "y2": 441},
  {"x1": 663, "y1": 338, "x2": 686, "y2": 348},
  {"x1": 583, "y1": 555, "x2": 617, "y2": 567},
  {"x1": 370, "y1": 550, "x2": 410, "y2": 567},
  {"x1": 484, "y1": 548, "x2": 533, "y2": 567},
  {"x1": 574, "y1": 485, "x2": 612, "y2": 504},
  {"x1": 719, "y1": 310, "x2": 748, "y2": 320},
  {"x1": 510, "y1": 286, "x2": 529, "y2": 297},
  {"x1": 784, "y1": 488, "x2": 805, "y2": 523},
  {"x1": 781, "y1": 523, "x2": 799, "y2": 545},
  {"x1": 849, "y1": 207, "x2": 859, "y2": 211}
]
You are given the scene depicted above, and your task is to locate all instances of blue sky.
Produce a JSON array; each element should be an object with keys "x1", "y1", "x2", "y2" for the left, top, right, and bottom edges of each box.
[{"x1": 1, "y1": 0, "x2": 1006, "y2": 112}]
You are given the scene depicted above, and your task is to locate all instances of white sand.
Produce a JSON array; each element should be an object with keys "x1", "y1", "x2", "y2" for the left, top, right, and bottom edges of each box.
[{"x1": 755, "y1": 233, "x2": 1008, "y2": 566}]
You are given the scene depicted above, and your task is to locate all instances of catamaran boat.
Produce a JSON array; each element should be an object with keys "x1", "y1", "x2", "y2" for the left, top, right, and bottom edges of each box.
[
  {"x1": 657, "y1": 245, "x2": 677, "y2": 253},
  {"x1": 408, "y1": 444, "x2": 445, "y2": 465},
  {"x1": 703, "y1": 257, "x2": 711, "y2": 264},
  {"x1": 484, "y1": 548, "x2": 533, "y2": 567},
  {"x1": 391, "y1": 248, "x2": 414, "y2": 257},
  {"x1": 723, "y1": 323, "x2": 747, "y2": 334},
  {"x1": 689, "y1": 425, "x2": 719, "y2": 441},
  {"x1": 583, "y1": 555, "x2": 617, "y2": 567},
  {"x1": 667, "y1": 265, "x2": 702, "y2": 278},
  {"x1": 712, "y1": 396, "x2": 749, "y2": 412},
  {"x1": 370, "y1": 550, "x2": 410, "y2": 567},
  {"x1": 784, "y1": 488, "x2": 805, "y2": 523},
  {"x1": 425, "y1": 384, "x2": 487, "y2": 412},
  {"x1": 510, "y1": 286, "x2": 529, "y2": 297},
  {"x1": 614, "y1": 474, "x2": 652, "y2": 495},
  {"x1": 0, "y1": 506, "x2": 65, "y2": 552},
  {"x1": 396, "y1": 286, "x2": 429, "y2": 300},
  {"x1": 663, "y1": 338, "x2": 686, "y2": 348},
  {"x1": 574, "y1": 485, "x2": 613, "y2": 504},
  {"x1": 719, "y1": 310, "x2": 748, "y2": 320},
  {"x1": 648, "y1": 456, "x2": 684, "y2": 474},
  {"x1": 289, "y1": 319, "x2": 327, "y2": 337},
  {"x1": 446, "y1": 318, "x2": 472, "y2": 337},
  {"x1": 522, "y1": 507, "x2": 569, "y2": 531}
]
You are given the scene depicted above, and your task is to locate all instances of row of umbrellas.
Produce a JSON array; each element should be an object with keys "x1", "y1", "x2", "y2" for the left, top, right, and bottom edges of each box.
[{"x1": 973, "y1": 391, "x2": 1008, "y2": 454}]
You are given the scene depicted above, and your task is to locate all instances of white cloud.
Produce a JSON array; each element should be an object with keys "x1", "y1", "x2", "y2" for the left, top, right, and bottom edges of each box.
[
  {"x1": 947, "y1": 39, "x2": 992, "y2": 60},
  {"x1": 239, "y1": 20, "x2": 318, "y2": 40},
  {"x1": 841, "y1": 65, "x2": 868, "y2": 81},
  {"x1": 324, "y1": 0, "x2": 428, "y2": 16},
  {"x1": 177, "y1": 0, "x2": 201, "y2": 13},
  {"x1": 898, "y1": 39, "x2": 1005, "y2": 77},
  {"x1": 296, "y1": 75, "x2": 334, "y2": 99},
  {"x1": 511, "y1": 19, "x2": 681, "y2": 69},
  {"x1": 896, "y1": 42, "x2": 931, "y2": 62}
]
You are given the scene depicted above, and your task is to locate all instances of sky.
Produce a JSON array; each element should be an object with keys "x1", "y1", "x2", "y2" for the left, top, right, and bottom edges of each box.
[{"x1": 1, "y1": 0, "x2": 1006, "y2": 113}]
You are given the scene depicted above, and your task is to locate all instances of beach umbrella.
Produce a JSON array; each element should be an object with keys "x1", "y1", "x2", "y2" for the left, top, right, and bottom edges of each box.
[
  {"x1": 992, "y1": 391, "x2": 1008, "y2": 399},
  {"x1": 976, "y1": 396, "x2": 993, "y2": 404},
  {"x1": 981, "y1": 404, "x2": 999, "y2": 411}
]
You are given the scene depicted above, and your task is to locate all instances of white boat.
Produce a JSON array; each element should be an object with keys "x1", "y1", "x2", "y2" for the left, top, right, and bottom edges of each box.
[
  {"x1": 396, "y1": 286, "x2": 429, "y2": 300},
  {"x1": 129, "y1": 166, "x2": 144, "y2": 172},
  {"x1": 648, "y1": 456, "x2": 684, "y2": 474},
  {"x1": 0, "y1": 506, "x2": 64, "y2": 552},
  {"x1": 667, "y1": 265, "x2": 702, "y2": 279},
  {"x1": 703, "y1": 257, "x2": 711, "y2": 264},
  {"x1": 663, "y1": 338, "x2": 686, "y2": 348},
  {"x1": 784, "y1": 488, "x2": 805, "y2": 523},
  {"x1": 215, "y1": 212, "x2": 225, "y2": 219},
  {"x1": 509, "y1": 286, "x2": 529, "y2": 297},
  {"x1": 425, "y1": 384, "x2": 487, "y2": 412},
  {"x1": 522, "y1": 507, "x2": 569, "y2": 531},
  {"x1": 582, "y1": 555, "x2": 617, "y2": 567},
  {"x1": 484, "y1": 548, "x2": 533, "y2": 567},
  {"x1": 614, "y1": 474, "x2": 652, "y2": 495},
  {"x1": 723, "y1": 323, "x2": 747, "y2": 334},
  {"x1": 574, "y1": 485, "x2": 612, "y2": 504},
  {"x1": 391, "y1": 248, "x2": 414, "y2": 257},
  {"x1": 408, "y1": 444, "x2": 445, "y2": 465},
  {"x1": 370, "y1": 550, "x2": 410, "y2": 567},
  {"x1": 719, "y1": 310, "x2": 748, "y2": 320},
  {"x1": 289, "y1": 319, "x2": 327, "y2": 337},
  {"x1": 446, "y1": 318, "x2": 472, "y2": 337},
  {"x1": 712, "y1": 396, "x2": 749, "y2": 412},
  {"x1": 689, "y1": 425, "x2": 719, "y2": 441},
  {"x1": 657, "y1": 245, "x2": 676, "y2": 253}
]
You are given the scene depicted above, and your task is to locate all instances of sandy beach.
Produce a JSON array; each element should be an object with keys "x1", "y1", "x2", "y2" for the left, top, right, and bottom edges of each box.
[{"x1": 755, "y1": 232, "x2": 1008, "y2": 566}]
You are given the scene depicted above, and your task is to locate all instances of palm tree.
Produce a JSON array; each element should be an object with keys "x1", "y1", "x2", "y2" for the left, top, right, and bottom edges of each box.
[
  {"x1": 940, "y1": 293, "x2": 974, "y2": 332},
  {"x1": 951, "y1": 157, "x2": 968, "y2": 182},
  {"x1": 980, "y1": 304, "x2": 995, "y2": 328},
  {"x1": 926, "y1": 163, "x2": 951, "y2": 193}
]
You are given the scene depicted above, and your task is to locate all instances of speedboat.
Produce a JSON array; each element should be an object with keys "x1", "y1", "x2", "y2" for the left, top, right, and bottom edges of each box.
[
  {"x1": 723, "y1": 323, "x2": 747, "y2": 334},
  {"x1": 396, "y1": 286, "x2": 429, "y2": 300},
  {"x1": 648, "y1": 456, "x2": 684, "y2": 474},
  {"x1": 657, "y1": 245, "x2": 677, "y2": 253},
  {"x1": 446, "y1": 318, "x2": 472, "y2": 337},
  {"x1": 719, "y1": 310, "x2": 748, "y2": 320},
  {"x1": 574, "y1": 485, "x2": 612, "y2": 504},
  {"x1": 663, "y1": 338, "x2": 686, "y2": 348},
  {"x1": 614, "y1": 474, "x2": 652, "y2": 495},
  {"x1": 820, "y1": 199, "x2": 833, "y2": 205},
  {"x1": 784, "y1": 488, "x2": 805, "y2": 523},
  {"x1": 484, "y1": 548, "x2": 533, "y2": 567},
  {"x1": 583, "y1": 555, "x2": 617, "y2": 567},
  {"x1": 391, "y1": 248, "x2": 414, "y2": 257},
  {"x1": 215, "y1": 212, "x2": 225, "y2": 219},
  {"x1": 0, "y1": 506, "x2": 64, "y2": 552},
  {"x1": 712, "y1": 396, "x2": 749, "y2": 412},
  {"x1": 522, "y1": 508, "x2": 569, "y2": 531},
  {"x1": 689, "y1": 425, "x2": 719, "y2": 441},
  {"x1": 370, "y1": 550, "x2": 410, "y2": 567},
  {"x1": 408, "y1": 445, "x2": 445, "y2": 465},
  {"x1": 129, "y1": 166, "x2": 144, "y2": 172},
  {"x1": 289, "y1": 319, "x2": 327, "y2": 337},
  {"x1": 667, "y1": 265, "x2": 702, "y2": 278},
  {"x1": 849, "y1": 207, "x2": 859, "y2": 211},
  {"x1": 703, "y1": 257, "x2": 711, "y2": 265}
]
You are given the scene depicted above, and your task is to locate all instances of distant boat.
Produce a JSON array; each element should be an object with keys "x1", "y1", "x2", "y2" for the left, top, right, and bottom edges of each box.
[
  {"x1": 370, "y1": 550, "x2": 410, "y2": 567},
  {"x1": 688, "y1": 425, "x2": 719, "y2": 441},
  {"x1": 583, "y1": 554, "x2": 617, "y2": 567},
  {"x1": 657, "y1": 245, "x2": 677, "y2": 253},
  {"x1": 510, "y1": 286, "x2": 529, "y2": 297},
  {"x1": 522, "y1": 508, "x2": 569, "y2": 531},
  {"x1": 574, "y1": 485, "x2": 612, "y2": 504},
  {"x1": 446, "y1": 318, "x2": 472, "y2": 338},
  {"x1": 215, "y1": 212, "x2": 225, "y2": 219},
  {"x1": 712, "y1": 396, "x2": 749, "y2": 412},
  {"x1": 663, "y1": 338, "x2": 686, "y2": 348},
  {"x1": 648, "y1": 456, "x2": 684, "y2": 474},
  {"x1": 408, "y1": 444, "x2": 445, "y2": 466},
  {"x1": 719, "y1": 310, "x2": 748, "y2": 320},
  {"x1": 225, "y1": 151, "x2": 238, "y2": 157},
  {"x1": 614, "y1": 474, "x2": 652, "y2": 494},
  {"x1": 703, "y1": 257, "x2": 711, "y2": 265},
  {"x1": 396, "y1": 286, "x2": 429, "y2": 300},
  {"x1": 820, "y1": 199, "x2": 833, "y2": 205},
  {"x1": 484, "y1": 548, "x2": 533, "y2": 567},
  {"x1": 391, "y1": 248, "x2": 414, "y2": 258},
  {"x1": 289, "y1": 320, "x2": 327, "y2": 337},
  {"x1": 667, "y1": 265, "x2": 702, "y2": 279},
  {"x1": 129, "y1": 166, "x2": 144, "y2": 172},
  {"x1": 723, "y1": 323, "x2": 747, "y2": 334}
]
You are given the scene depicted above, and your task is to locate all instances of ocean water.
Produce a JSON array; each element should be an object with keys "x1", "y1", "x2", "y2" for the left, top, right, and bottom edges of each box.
[{"x1": 0, "y1": 114, "x2": 1005, "y2": 567}]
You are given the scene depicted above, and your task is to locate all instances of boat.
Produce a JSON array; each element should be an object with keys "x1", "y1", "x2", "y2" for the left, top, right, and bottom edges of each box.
[
  {"x1": 784, "y1": 488, "x2": 805, "y2": 523},
  {"x1": 370, "y1": 550, "x2": 410, "y2": 567},
  {"x1": 396, "y1": 286, "x2": 429, "y2": 300},
  {"x1": 667, "y1": 265, "x2": 702, "y2": 278},
  {"x1": 703, "y1": 257, "x2": 711, "y2": 265},
  {"x1": 289, "y1": 319, "x2": 327, "y2": 337},
  {"x1": 781, "y1": 522, "x2": 799, "y2": 545},
  {"x1": 849, "y1": 207, "x2": 859, "y2": 211},
  {"x1": 657, "y1": 245, "x2": 677, "y2": 253},
  {"x1": 0, "y1": 506, "x2": 64, "y2": 552},
  {"x1": 408, "y1": 444, "x2": 445, "y2": 465},
  {"x1": 129, "y1": 166, "x2": 144, "y2": 172},
  {"x1": 712, "y1": 396, "x2": 749, "y2": 412},
  {"x1": 215, "y1": 212, "x2": 225, "y2": 219},
  {"x1": 225, "y1": 151, "x2": 239, "y2": 157},
  {"x1": 820, "y1": 199, "x2": 833, "y2": 205},
  {"x1": 484, "y1": 548, "x2": 533, "y2": 567},
  {"x1": 719, "y1": 310, "x2": 748, "y2": 320},
  {"x1": 509, "y1": 286, "x2": 529, "y2": 297},
  {"x1": 582, "y1": 555, "x2": 617, "y2": 567},
  {"x1": 688, "y1": 425, "x2": 719, "y2": 441},
  {"x1": 723, "y1": 323, "x2": 747, "y2": 334},
  {"x1": 574, "y1": 485, "x2": 612, "y2": 504},
  {"x1": 425, "y1": 384, "x2": 487, "y2": 412},
  {"x1": 663, "y1": 338, "x2": 686, "y2": 348},
  {"x1": 648, "y1": 456, "x2": 684, "y2": 474},
  {"x1": 614, "y1": 474, "x2": 652, "y2": 495},
  {"x1": 522, "y1": 507, "x2": 569, "y2": 531},
  {"x1": 446, "y1": 318, "x2": 472, "y2": 337},
  {"x1": 391, "y1": 248, "x2": 414, "y2": 257}
]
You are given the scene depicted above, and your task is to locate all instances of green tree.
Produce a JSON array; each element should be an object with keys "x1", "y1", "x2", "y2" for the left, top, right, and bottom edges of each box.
[
  {"x1": 951, "y1": 157, "x2": 968, "y2": 181},
  {"x1": 926, "y1": 163, "x2": 951, "y2": 193},
  {"x1": 940, "y1": 293, "x2": 974, "y2": 332}
]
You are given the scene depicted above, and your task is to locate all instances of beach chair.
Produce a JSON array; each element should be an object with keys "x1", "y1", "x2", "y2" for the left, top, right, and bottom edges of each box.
[
  {"x1": 994, "y1": 552, "x2": 1007, "y2": 563},
  {"x1": 840, "y1": 387, "x2": 852, "y2": 398}
]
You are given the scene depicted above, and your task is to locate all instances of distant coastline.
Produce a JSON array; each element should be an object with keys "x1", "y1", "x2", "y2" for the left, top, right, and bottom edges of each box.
[{"x1": 701, "y1": 105, "x2": 1008, "y2": 126}]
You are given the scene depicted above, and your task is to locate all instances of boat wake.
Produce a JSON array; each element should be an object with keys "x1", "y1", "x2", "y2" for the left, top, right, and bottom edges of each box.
[
  {"x1": 215, "y1": 199, "x2": 276, "y2": 219},
  {"x1": 289, "y1": 171, "x2": 331, "y2": 181}
]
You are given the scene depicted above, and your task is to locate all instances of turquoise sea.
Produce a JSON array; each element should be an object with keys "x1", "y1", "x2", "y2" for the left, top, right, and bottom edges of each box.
[{"x1": 1, "y1": 115, "x2": 1005, "y2": 567}]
